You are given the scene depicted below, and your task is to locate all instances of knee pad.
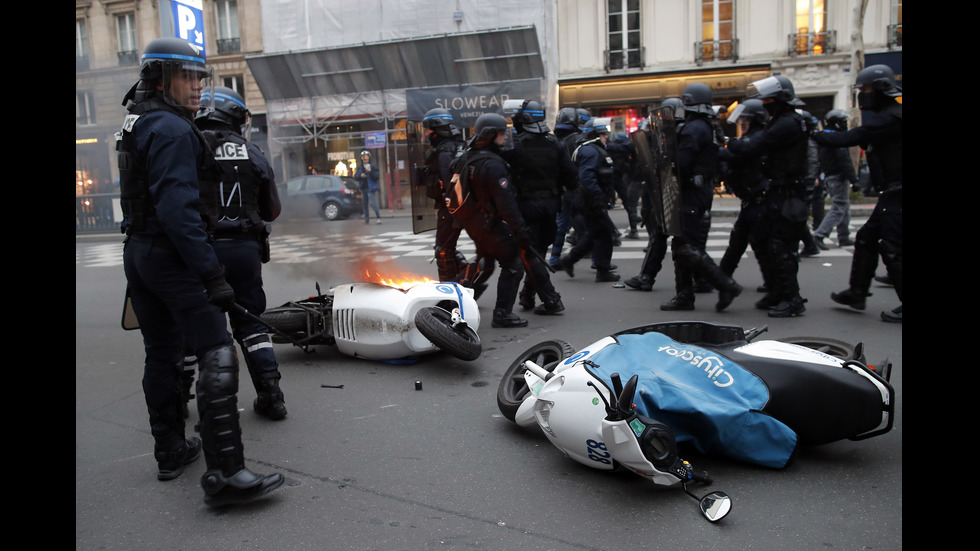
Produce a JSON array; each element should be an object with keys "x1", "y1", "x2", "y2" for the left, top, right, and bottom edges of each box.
[{"x1": 198, "y1": 343, "x2": 239, "y2": 397}]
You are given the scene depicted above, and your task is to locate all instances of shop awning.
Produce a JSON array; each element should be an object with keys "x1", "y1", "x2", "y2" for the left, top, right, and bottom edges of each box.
[{"x1": 246, "y1": 25, "x2": 544, "y2": 102}]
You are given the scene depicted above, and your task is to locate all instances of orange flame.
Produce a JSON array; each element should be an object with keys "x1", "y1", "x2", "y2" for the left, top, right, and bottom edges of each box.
[{"x1": 356, "y1": 257, "x2": 436, "y2": 290}]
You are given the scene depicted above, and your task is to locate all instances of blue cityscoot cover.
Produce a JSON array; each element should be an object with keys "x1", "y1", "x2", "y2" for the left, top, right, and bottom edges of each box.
[{"x1": 586, "y1": 332, "x2": 798, "y2": 468}]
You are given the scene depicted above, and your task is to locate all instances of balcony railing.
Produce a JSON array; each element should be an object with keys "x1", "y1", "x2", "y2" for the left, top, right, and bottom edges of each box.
[
  {"x1": 695, "y1": 39, "x2": 739, "y2": 66},
  {"x1": 887, "y1": 24, "x2": 902, "y2": 49},
  {"x1": 787, "y1": 30, "x2": 837, "y2": 56},
  {"x1": 217, "y1": 37, "x2": 241, "y2": 55}
]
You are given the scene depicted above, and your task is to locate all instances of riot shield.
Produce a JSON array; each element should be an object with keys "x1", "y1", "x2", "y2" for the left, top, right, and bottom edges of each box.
[
  {"x1": 407, "y1": 120, "x2": 438, "y2": 234},
  {"x1": 643, "y1": 107, "x2": 682, "y2": 236}
]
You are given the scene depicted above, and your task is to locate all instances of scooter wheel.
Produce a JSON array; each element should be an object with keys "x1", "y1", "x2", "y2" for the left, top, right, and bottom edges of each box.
[{"x1": 496, "y1": 339, "x2": 575, "y2": 422}]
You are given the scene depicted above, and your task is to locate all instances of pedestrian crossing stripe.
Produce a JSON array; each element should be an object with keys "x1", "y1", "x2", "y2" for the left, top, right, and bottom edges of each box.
[{"x1": 76, "y1": 220, "x2": 864, "y2": 268}]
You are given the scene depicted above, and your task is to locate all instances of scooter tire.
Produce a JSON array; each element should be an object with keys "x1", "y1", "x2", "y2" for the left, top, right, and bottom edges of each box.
[
  {"x1": 414, "y1": 306, "x2": 482, "y2": 362},
  {"x1": 260, "y1": 308, "x2": 310, "y2": 340},
  {"x1": 776, "y1": 336, "x2": 856, "y2": 360},
  {"x1": 496, "y1": 339, "x2": 576, "y2": 422}
]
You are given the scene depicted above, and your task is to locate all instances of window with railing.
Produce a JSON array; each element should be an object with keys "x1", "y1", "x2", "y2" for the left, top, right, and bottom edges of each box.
[
  {"x1": 76, "y1": 19, "x2": 89, "y2": 70},
  {"x1": 790, "y1": 0, "x2": 834, "y2": 55},
  {"x1": 216, "y1": 0, "x2": 241, "y2": 54},
  {"x1": 888, "y1": 0, "x2": 903, "y2": 48},
  {"x1": 606, "y1": 0, "x2": 642, "y2": 71},
  {"x1": 116, "y1": 12, "x2": 138, "y2": 65},
  {"x1": 77, "y1": 91, "x2": 95, "y2": 125},
  {"x1": 696, "y1": 0, "x2": 737, "y2": 65}
]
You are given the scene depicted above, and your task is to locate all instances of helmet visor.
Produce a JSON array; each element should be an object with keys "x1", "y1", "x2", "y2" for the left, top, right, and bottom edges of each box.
[{"x1": 746, "y1": 76, "x2": 781, "y2": 100}]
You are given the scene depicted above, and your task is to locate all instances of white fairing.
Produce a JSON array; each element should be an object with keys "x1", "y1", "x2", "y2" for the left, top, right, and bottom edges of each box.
[
  {"x1": 330, "y1": 282, "x2": 479, "y2": 360},
  {"x1": 732, "y1": 341, "x2": 844, "y2": 367}
]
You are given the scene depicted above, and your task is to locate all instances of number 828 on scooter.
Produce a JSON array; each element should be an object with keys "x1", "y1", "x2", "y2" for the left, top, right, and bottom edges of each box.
[{"x1": 587, "y1": 439, "x2": 612, "y2": 464}]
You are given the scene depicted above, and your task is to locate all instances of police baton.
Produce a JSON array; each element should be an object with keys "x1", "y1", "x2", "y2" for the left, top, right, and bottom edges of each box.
[{"x1": 524, "y1": 244, "x2": 557, "y2": 274}]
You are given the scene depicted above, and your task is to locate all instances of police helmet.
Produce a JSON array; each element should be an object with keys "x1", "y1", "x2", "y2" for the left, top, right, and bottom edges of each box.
[
  {"x1": 197, "y1": 86, "x2": 249, "y2": 128},
  {"x1": 139, "y1": 37, "x2": 208, "y2": 82},
  {"x1": 680, "y1": 83, "x2": 714, "y2": 115},
  {"x1": 423, "y1": 108, "x2": 456, "y2": 139},
  {"x1": 799, "y1": 110, "x2": 819, "y2": 133},
  {"x1": 473, "y1": 113, "x2": 509, "y2": 147},
  {"x1": 728, "y1": 99, "x2": 768, "y2": 127},
  {"x1": 584, "y1": 117, "x2": 611, "y2": 137},
  {"x1": 360, "y1": 150, "x2": 371, "y2": 158},
  {"x1": 854, "y1": 64, "x2": 902, "y2": 97},
  {"x1": 746, "y1": 75, "x2": 806, "y2": 107},
  {"x1": 556, "y1": 107, "x2": 580, "y2": 129},
  {"x1": 661, "y1": 97, "x2": 686, "y2": 120},
  {"x1": 823, "y1": 109, "x2": 849, "y2": 131},
  {"x1": 504, "y1": 99, "x2": 549, "y2": 134},
  {"x1": 576, "y1": 108, "x2": 593, "y2": 127}
]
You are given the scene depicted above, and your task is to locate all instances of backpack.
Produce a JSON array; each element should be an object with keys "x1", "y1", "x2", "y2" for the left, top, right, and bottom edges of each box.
[{"x1": 446, "y1": 148, "x2": 500, "y2": 221}]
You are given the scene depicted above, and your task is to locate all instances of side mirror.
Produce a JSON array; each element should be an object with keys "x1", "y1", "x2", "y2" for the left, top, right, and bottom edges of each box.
[{"x1": 699, "y1": 491, "x2": 732, "y2": 522}]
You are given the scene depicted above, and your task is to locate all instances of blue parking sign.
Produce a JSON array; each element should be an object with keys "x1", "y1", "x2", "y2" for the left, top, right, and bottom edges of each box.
[
  {"x1": 172, "y1": 0, "x2": 206, "y2": 57},
  {"x1": 365, "y1": 131, "x2": 386, "y2": 149}
]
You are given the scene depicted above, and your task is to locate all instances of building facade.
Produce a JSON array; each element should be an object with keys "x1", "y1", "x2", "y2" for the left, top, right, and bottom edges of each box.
[
  {"x1": 556, "y1": 0, "x2": 902, "y2": 135},
  {"x1": 76, "y1": 0, "x2": 902, "y2": 232}
]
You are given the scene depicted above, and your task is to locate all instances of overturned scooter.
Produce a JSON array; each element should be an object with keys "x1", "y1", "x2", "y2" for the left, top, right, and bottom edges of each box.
[
  {"x1": 500, "y1": 321, "x2": 895, "y2": 523},
  {"x1": 523, "y1": 358, "x2": 732, "y2": 522}
]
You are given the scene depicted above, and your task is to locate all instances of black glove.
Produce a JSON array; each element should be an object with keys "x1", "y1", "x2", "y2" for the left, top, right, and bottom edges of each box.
[{"x1": 202, "y1": 265, "x2": 235, "y2": 312}]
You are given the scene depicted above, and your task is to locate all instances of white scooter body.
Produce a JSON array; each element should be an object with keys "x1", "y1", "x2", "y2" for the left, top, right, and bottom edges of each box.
[
  {"x1": 516, "y1": 335, "x2": 691, "y2": 487},
  {"x1": 330, "y1": 281, "x2": 480, "y2": 360}
]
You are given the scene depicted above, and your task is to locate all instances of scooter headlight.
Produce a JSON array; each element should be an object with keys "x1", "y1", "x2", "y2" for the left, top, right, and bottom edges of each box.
[{"x1": 533, "y1": 400, "x2": 555, "y2": 437}]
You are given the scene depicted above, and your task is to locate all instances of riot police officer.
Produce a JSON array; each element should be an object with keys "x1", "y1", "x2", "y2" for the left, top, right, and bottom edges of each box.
[
  {"x1": 558, "y1": 117, "x2": 620, "y2": 282},
  {"x1": 502, "y1": 99, "x2": 576, "y2": 314},
  {"x1": 117, "y1": 37, "x2": 283, "y2": 506},
  {"x1": 717, "y1": 98, "x2": 771, "y2": 287},
  {"x1": 421, "y1": 108, "x2": 470, "y2": 284},
  {"x1": 452, "y1": 113, "x2": 529, "y2": 328},
  {"x1": 660, "y1": 83, "x2": 742, "y2": 312},
  {"x1": 549, "y1": 107, "x2": 587, "y2": 267},
  {"x1": 195, "y1": 86, "x2": 287, "y2": 421},
  {"x1": 814, "y1": 64, "x2": 902, "y2": 322},
  {"x1": 623, "y1": 99, "x2": 682, "y2": 292},
  {"x1": 727, "y1": 75, "x2": 810, "y2": 317}
]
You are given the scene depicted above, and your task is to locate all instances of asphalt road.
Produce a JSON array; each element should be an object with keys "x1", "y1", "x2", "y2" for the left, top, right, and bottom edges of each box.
[{"x1": 76, "y1": 207, "x2": 902, "y2": 551}]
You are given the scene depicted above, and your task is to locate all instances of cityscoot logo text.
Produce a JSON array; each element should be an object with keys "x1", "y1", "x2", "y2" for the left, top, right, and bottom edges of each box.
[{"x1": 656, "y1": 345, "x2": 733, "y2": 388}]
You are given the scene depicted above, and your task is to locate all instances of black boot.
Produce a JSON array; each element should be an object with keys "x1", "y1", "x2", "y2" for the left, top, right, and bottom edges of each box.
[
  {"x1": 533, "y1": 293, "x2": 565, "y2": 315},
  {"x1": 768, "y1": 295, "x2": 808, "y2": 318},
  {"x1": 155, "y1": 432, "x2": 202, "y2": 481},
  {"x1": 595, "y1": 269, "x2": 621, "y2": 282},
  {"x1": 492, "y1": 309, "x2": 528, "y2": 328},
  {"x1": 715, "y1": 280, "x2": 743, "y2": 312},
  {"x1": 253, "y1": 372, "x2": 287, "y2": 421},
  {"x1": 661, "y1": 291, "x2": 695, "y2": 311},
  {"x1": 197, "y1": 344, "x2": 284, "y2": 507},
  {"x1": 830, "y1": 288, "x2": 869, "y2": 310},
  {"x1": 624, "y1": 274, "x2": 654, "y2": 291},
  {"x1": 881, "y1": 305, "x2": 902, "y2": 323}
]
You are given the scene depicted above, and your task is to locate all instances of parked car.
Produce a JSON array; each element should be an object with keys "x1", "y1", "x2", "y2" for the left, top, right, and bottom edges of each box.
[{"x1": 280, "y1": 174, "x2": 362, "y2": 220}]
